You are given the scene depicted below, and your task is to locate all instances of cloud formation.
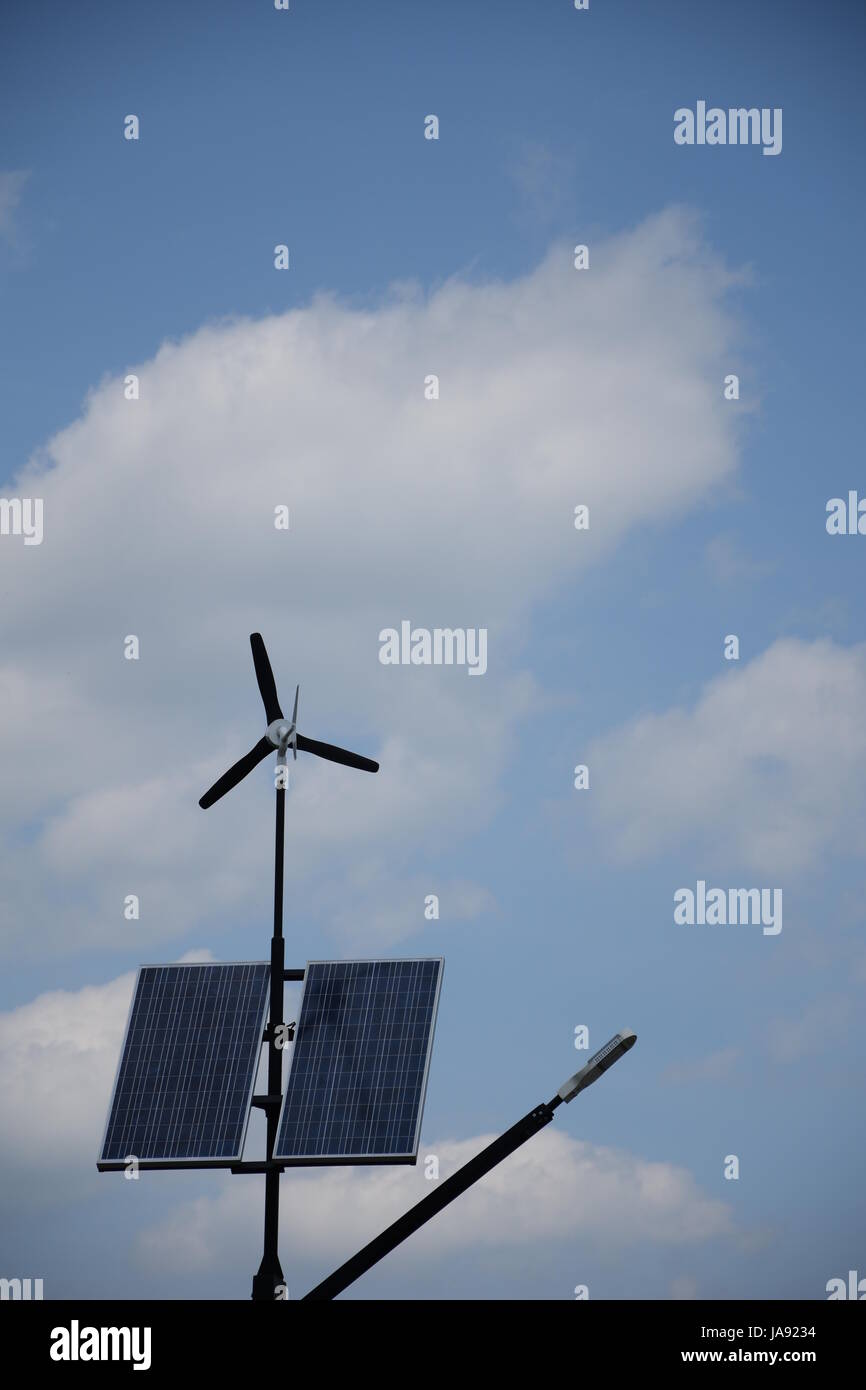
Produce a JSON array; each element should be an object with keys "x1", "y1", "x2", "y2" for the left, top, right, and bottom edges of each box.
[
  {"x1": 0, "y1": 209, "x2": 745, "y2": 961},
  {"x1": 135, "y1": 1126, "x2": 732, "y2": 1295},
  {"x1": 0, "y1": 952, "x2": 215, "y2": 1200},
  {"x1": 587, "y1": 638, "x2": 866, "y2": 875}
]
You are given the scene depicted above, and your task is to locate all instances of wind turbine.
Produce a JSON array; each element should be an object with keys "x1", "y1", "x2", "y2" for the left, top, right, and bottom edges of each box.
[
  {"x1": 198, "y1": 632, "x2": 379, "y2": 1300},
  {"x1": 199, "y1": 632, "x2": 378, "y2": 809}
]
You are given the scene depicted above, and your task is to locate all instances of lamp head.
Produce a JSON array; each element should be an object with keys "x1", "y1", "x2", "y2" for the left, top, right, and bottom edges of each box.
[{"x1": 557, "y1": 1029, "x2": 636, "y2": 1104}]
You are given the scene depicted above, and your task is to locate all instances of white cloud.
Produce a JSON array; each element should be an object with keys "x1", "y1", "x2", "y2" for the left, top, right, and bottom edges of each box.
[
  {"x1": 0, "y1": 209, "x2": 745, "y2": 959},
  {"x1": 587, "y1": 638, "x2": 866, "y2": 874},
  {"x1": 136, "y1": 1127, "x2": 732, "y2": 1287},
  {"x1": 314, "y1": 870, "x2": 495, "y2": 947},
  {"x1": 0, "y1": 972, "x2": 133, "y2": 1185},
  {"x1": 0, "y1": 952, "x2": 213, "y2": 1196}
]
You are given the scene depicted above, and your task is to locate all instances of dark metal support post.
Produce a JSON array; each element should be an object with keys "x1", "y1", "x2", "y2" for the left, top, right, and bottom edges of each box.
[
  {"x1": 301, "y1": 1095, "x2": 563, "y2": 1301},
  {"x1": 252, "y1": 783, "x2": 287, "y2": 1301}
]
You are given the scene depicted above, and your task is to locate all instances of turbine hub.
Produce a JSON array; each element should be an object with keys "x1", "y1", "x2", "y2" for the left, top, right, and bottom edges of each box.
[{"x1": 267, "y1": 719, "x2": 294, "y2": 749}]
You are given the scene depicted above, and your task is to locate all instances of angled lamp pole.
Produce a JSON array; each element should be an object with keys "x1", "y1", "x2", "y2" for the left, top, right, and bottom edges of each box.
[
  {"x1": 301, "y1": 1029, "x2": 637, "y2": 1300},
  {"x1": 198, "y1": 633, "x2": 378, "y2": 1301}
]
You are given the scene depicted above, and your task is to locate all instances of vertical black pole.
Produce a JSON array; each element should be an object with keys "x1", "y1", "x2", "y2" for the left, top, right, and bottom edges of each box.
[{"x1": 252, "y1": 781, "x2": 286, "y2": 1300}]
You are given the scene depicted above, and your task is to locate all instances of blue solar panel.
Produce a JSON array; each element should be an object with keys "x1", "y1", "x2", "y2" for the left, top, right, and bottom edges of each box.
[
  {"x1": 274, "y1": 958, "x2": 443, "y2": 1165},
  {"x1": 98, "y1": 961, "x2": 270, "y2": 1169}
]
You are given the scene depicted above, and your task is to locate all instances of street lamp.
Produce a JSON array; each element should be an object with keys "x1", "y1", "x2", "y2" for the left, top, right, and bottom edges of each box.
[{"x1": 302, "y1": 1029, "x2": 638, "y2": 1300}]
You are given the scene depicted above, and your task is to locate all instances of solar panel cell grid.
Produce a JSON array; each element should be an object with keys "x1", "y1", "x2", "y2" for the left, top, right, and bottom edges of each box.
[
  {"x1": 275, "y1": 957, "x2": 442, "y2": 1165},
  {"x1": 99, "y1": 961, "x2": 270, "y2": 1166}
]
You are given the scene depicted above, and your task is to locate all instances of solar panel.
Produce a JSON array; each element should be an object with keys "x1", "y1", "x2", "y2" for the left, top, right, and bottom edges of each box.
[
  {"x1": 274, "y1": 958, "x2": 443, "y2": 1166},
  {"x1": 98, "y1": 961, "x2": 270, "y2": 1170}
]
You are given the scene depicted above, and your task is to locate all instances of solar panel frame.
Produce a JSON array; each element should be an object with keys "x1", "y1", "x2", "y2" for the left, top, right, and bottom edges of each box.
[
  {"x1": 274, "y1": 957, "x2": 443, "y2": 1167},
  {"x1": 97, "y1": 960, "x2": 270, "y2": 1171}
]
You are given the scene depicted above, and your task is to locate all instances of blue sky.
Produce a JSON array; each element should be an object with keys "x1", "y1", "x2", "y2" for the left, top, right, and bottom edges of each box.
[{"x1": 1, "y1": 0, "x2": 864, "y2": 1300}]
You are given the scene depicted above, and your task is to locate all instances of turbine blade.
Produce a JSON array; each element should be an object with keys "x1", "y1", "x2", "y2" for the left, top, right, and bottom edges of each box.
[
  {"x1": 295, "y1": 733, "x2": 379, "y2": 773},
  {"x1": 292, "y1": 683, "x2": 299, "y2": 725},
  {"x1": 199, "y1": 736, "x2": 273, "y2": 808},
  {"x1": 250, "y1": 633, "x2": 283, "y2": 723}
]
